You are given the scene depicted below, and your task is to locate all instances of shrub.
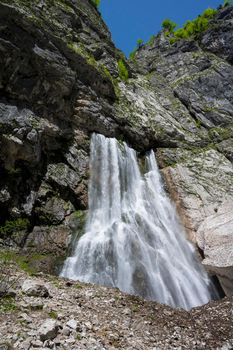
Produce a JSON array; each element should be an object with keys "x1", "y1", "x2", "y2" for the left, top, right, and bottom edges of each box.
[
  {"x1": 223, "y1": 0, "x2": 231, "y2": 6},
  {"x1": 91, "y1": 0, "x2": 100, "y2": 8},
  {"x1": 0, "y1": 218, "x2": 29, "y2": 238},
  {"x1": 137, "y1": 39, "x2": 144, "y2": 48},
  {"x1": 192, "y1": 16, "x2": 209, "y2": 33},
  {"x1": 170, "y1": 6, "x2": 216, "y2": 45},
  {"x1": 117, "y1": 59, "x2": 129, "y2": 81},
  {"x1": 202, "y1": 8, "x2": 217, "y2": 18},
  {"x1": 184, "y1": 20, "x2": 195, "y2": 36},
  {"x1": 174, "y1": 28, "x2": 189, "y2": 39},
  {"x1": 162, "y1": 19, "x2": 177, "y2": 33}
]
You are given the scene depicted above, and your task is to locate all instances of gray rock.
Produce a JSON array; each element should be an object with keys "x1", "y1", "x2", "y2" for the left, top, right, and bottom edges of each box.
[
  {"x1": 62, "y1": 327, "x2": 71, "y2": 336},
  {"x1": 22, "y1": 280, "x2": 50, "y2": 298},
  {"x1": 162, "y1": 149, "x2": 233, "y2": 242},
  {"x1": 66, "y1": 319, "x2": 78, "y2": 330},
  {"x1": 38, "y1": 319, "x2": 59, "y2": 342},
  {"x1": 197, "y1": 200, "x2": 233, "y2": 296}
]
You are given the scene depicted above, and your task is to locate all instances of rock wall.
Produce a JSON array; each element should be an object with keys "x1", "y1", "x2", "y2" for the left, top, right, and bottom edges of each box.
[{"x1": 0, "y1": 0, "x2": 233, "y2": 294}]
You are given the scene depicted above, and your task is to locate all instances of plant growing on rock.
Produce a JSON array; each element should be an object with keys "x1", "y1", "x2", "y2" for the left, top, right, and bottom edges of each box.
[
  {"x1": 117, "y1": 59, "x2": 129, "y2": 81},
  {"x1": 137, "y1": 39, "x2": 144, "y2": 48},
  {"x1": 162, "y1": 19, "x2": 177, "y2": 33},
  {"x1": 0, "y1": 218, "x2": 29, "y2": 239},
  {"x1": 169, "y1": 7, "x2": 217, "y2": 44},
  {"x1": 91, "y1": 0, "x2": 101, "y2": 8},
  {"x1": 223, "y1": 0, "x2": 231, "y2": 6}
]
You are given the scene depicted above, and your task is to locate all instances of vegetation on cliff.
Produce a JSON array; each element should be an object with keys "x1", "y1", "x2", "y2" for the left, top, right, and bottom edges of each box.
[{"x1": 129, "y1": 0, "x2": 232, "y2": 57}]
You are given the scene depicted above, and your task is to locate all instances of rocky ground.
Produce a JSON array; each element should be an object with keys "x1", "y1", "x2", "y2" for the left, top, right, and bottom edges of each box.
[{"x1": 0, "y1": 263, "x2": 232, "y2": 350}]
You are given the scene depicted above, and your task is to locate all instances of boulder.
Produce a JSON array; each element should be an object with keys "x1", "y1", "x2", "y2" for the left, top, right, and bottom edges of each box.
[
  {"x1": 38, "y1": 319, "x2": 59, "y2": 342},
  {"x1": 22, "y1": 279, "x2": 50, "y2": 298}
]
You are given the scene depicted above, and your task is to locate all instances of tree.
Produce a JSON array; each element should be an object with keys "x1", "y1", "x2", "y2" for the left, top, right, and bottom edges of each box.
[
  {"x1": 223, "y1": 0, "x2": 231, "y2": 6},
  {"x1": 162, "y1": 19, "x2": 177, "y2": 33},
  {"x1": 137, "y1": 39, "x2": 144, "y2": 48},
  {"x1": 91, "y1": 0, "x2": 101, "y2": 8}
]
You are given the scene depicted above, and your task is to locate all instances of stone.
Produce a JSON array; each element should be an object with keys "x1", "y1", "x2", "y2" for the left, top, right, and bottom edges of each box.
[
  {"x1": 22, "y1": 280, "x2": 50, "y2": 298},
  {"x1": 62, "y1": 327, "x2": 71, "y2": 336},
  {"x1": 66, "y1": 319, "x2": 78, "y2": 330},
  {"x1": 30, "y1": 339, "x2": 43, "y2": 347},
  {"x1": 38, "y1": 319, "x2": 59, "y2": 342},
  {"x1": 19, "y1": 313, "x2": 32, "y2": 324}
]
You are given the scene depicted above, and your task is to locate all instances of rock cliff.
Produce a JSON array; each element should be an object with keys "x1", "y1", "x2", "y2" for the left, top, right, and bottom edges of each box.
[{"x1": 0, "y1": 0, "x2": 233, "y2": 296}]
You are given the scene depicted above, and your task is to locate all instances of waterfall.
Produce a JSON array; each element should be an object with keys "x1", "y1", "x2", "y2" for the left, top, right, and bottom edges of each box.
[{"x1": 61, "y1": 133, "x2": 217, "y2": 310}]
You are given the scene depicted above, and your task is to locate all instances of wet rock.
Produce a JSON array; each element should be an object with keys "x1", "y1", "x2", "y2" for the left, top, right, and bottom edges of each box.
[{"x1": 22, "y1": 280, "x2": 50, "y2": 298}]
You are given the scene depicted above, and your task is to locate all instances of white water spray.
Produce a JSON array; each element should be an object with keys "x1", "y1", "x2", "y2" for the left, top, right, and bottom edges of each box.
[{"x1": 61, "y1": 133, "x2": 217, "y2": 310}]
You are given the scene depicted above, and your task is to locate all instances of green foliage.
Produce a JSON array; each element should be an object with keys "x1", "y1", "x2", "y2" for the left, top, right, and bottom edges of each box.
[
  {"x1": 169, "y1": 7, "x2": 217, "y2": 45},
  {"x1": 91, "y1": 0, "x2": 101, "y2": 8},
  {"x1": 174, "y1": 28, "x2": 189, "y2": 39},
  {"x1": 202, "y1": 8, "x2": 217, "y2": 18},
  {"x1": 0, "y1": 251, "x2": 47, "y2": 275},
  {"x1": 137, "y1": 38, "x2": 144, "y2": 48},
  {"x1": 0, "y1": 297, "x2": 17, "y2": 314},
  {"x1": 162, "y1": 19, "x2": 177, "y2": 33},
  {"x1": 117, "y1": 59, "x2": 129, "y2": 81},
  {"x1": 223, "y1": 0, "x2": 231, "y2": 6},
  {"x1": 0, "y1": 218, "x2": 29, "y2": 238},
  {"x1": 48, "y1": 311, "x2": 58, "y2": 319}
]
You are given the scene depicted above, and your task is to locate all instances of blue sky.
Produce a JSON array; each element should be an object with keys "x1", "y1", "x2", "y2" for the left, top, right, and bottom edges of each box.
[{"x1": 99, "y1": 0, "x2": 222, "y2": 56}]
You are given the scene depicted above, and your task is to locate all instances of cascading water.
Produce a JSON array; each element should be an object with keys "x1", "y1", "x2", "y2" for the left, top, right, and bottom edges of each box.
[{"x1": 61, "y1": 133, "x2": 217, "y2": 310}]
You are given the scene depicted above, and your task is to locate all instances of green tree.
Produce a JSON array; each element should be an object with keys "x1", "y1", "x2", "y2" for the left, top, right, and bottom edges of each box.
[
  {"x1": 137, "y1": 39, "x2": 144, "y2": 48},
  {"x1": 223, "y1": 0, "x2": 231, "y2": 6},
  {"x1": 91, "y1": 0, "x2": 101, "y2": 8},
  {"x1": 202, "y1": 8, "x2": 217, "y2": 18},
  {"x1": 162, "y1": 19, "x2": 177, "y2": 33}
]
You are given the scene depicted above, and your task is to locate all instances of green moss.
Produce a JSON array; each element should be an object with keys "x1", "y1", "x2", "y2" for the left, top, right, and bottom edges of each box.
[
  {"x1": 48, "y1": 310, "x2": 58, "y2": 319},
  {"x1": 117, "y1": 59, "x2": 129, "y2": 82},
  {"x1": 99, "y1": 64, "x2": 120, "y2": 96},
  {"x1": 0, "y1": 297, "x2": 18, "y2": 314},
  {"x1": 195, "y1": 119, "x2": 202, "y2": 128},
  {"x1": 0, "y1": 251, "x2": 47, "y2": 275},
  {"x1": 0, "y1": 218, "x2": 29, "y2": 238},
  {"x1": 208, "y1": 126, "x2": 232, "y2": 141}
]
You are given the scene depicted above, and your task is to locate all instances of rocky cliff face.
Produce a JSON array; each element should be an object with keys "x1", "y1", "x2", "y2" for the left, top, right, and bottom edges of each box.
[{"x1": 0, "y1": 1, "x2": 233, "y2": 294}]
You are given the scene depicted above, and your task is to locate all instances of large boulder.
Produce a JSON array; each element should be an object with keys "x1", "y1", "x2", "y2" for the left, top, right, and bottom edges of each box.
[
  {"x1": 38, "y1": 319, "x2": 59, "y2": 342},
  {"x1": 22, "y1": 279, "x2": 50, "y2": 298}
]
